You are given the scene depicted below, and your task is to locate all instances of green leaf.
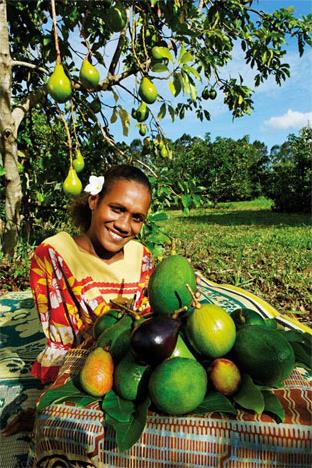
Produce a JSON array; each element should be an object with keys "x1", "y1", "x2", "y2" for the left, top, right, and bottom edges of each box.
[
  {"x1": 181, "y1": 72, "x2": 190, "y2": 95},
  {"x1": 169, "y1": 80, "x2": 176, "y2": 96},
  {"x1": 233, "y1": 374, "x2": 265, "y2": 414},
  {"x1": 36, "y1": 379, "x2": 83, "y2": 412},
  {"x1": 183, "y1": 65, "x2": 201, "y2": 81},
  {"x1": 145, "y1": 232, "x2": 170, "y2": 244},
  {"x1": 178, "y1": 43, "x2": 186, "y2": 63},
  {"x1": 102, "y1": 389, "x2": 135, "y2": 423},
  {"x1": 96, "y1": 315, "x2": 132, "y2": 349},
  {"x1": 180, "y1": 51, "x2": 193, "y2": 64},
  {"x1": 0, "y1": 166, "x2": 6, "y2": 176},
  {"x1": 290, "y1": 342, "x2": 311, "y2": 370},
  {"x1": 190, "y1": 83, "x2": 197, "y2": 102},
  {"x1": 262, "y1": 390, "x2": 285, "y2": 423},
  {"x1": 110, "y1": 107, "x2": 118, "y2": 124},
  {"x1": 118, "y1": 107, "x2": 130, "y2": 137},
  {"x1": 114, "y1": 398, "x2": 150, "y2": 452},
  {"x1": 193, "y1": 391, "x2": 237, "y2": 415},
  {"x1": 153, "y1": 46, "x2": 174, "y2": 63},
  {"x1": 158, "y1": 103, "x2": 167, "y2": 120},
  {"x1": 112, "y1": 90, "x2": 119, "y2": 103},
  {"x1": 148, "y1": 211, "x2": 168, "y2": 222},
  {"x1": 151, "y1": 63, "x2": 169, "y2": 73},
  {"x1": 168, "y1": 105, "x2": 175, "y2": 122}
]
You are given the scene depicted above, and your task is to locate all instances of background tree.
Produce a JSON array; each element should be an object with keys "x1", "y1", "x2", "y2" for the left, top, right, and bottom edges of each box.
[
  {"x1": 1, "y1": 0, "x2": 311, "y2": 254},
  {"x1": 265, "y1": 126, "x2": 312, "y2": 213}
]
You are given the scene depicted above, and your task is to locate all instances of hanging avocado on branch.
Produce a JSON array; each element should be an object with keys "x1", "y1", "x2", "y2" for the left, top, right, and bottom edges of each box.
[
  {"x1": 47, "y1": 63, "x2": 72, "y2": 103},
  {"x1": 73, "y1": 148, "x2": 85, "y2": 173},
  {"x1": 139, "y1": 77, "x2": 158, "y2": 104},
  {"x1": 63, "y1": 166, "x2": 82, "y2": 196},
  {"x1": 80, "y1": 58, "x2": 100, "y2": 88},
  {"x1": 135, "y1": 101, "x2": 149, "y2": 122},
  {"x1": 106, "y1": 3, "x2": 127, "y2": 32}
]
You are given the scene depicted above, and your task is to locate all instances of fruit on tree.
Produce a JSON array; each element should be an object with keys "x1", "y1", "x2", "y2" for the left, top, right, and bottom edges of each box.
[
  {"x1": 139, "y1": 123, "x2": 146, "y2": 136},
  {"x1": 72, "y1": 148, "x2": 85, "y2": 173},
  {"x1": 201, "y1": 87, "x2": 210, "y2": 100},
  {"x1": 186, "y1": 304, "x2": 236, "y2": 358},
  {"x1": 106, "y1": 4, "x2": 127, "y2": 32},
  {"x1": 79, "y1": 59, "x2": 100, "y2": 88},
  {"x1": 139, "y1": 77, "x2": 158, "y2": 104},
  {"x1": 148, "y1": 357, "x2": 207, "y2": 415},
  {"x1": 148, "y1": 255, "x2": 197, "y2": 315},
  {"x1": 209, "y1": 358, "x2": 241, "y2": 396},
  {"x1": 79, "y1": 347, "x2": 114, "y2": 397},
  {"x1": 47, "y1": 63, "x2": 72, "y2": 103},
  {"x1": 135, "y1": 101, "x2": 149, "y2": 122},
  {"x1": 63, "y1": 166, "x2": 82, "y2": 196}
]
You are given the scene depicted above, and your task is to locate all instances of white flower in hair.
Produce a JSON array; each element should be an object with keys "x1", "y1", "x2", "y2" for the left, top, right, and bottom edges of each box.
[{"x1": 84, "y1": 175, "x2": 105, "y2": 195}]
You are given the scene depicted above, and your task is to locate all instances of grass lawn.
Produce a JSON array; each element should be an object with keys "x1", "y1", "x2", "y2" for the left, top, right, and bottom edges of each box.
[{"x1": 163, "y1": 197, "x2": 312, "y2": 323}]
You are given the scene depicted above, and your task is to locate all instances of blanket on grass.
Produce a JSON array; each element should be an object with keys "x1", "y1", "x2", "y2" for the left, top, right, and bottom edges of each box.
[{"x1": 0, "y1": 279, "x2": 311, "y2": 467}]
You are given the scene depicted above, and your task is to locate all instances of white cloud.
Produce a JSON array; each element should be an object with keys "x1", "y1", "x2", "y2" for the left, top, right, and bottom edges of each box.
[{"x1": 264, "y1": 109, "x2": 312, "y2": 129}]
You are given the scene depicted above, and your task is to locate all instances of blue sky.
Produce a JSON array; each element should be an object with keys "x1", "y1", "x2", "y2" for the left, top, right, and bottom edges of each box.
[{"x1": 109, "y1": 0, "x2": 312, "y2": 151}]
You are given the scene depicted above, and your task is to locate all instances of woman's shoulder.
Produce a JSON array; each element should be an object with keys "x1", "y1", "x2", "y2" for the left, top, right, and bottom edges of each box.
[
  {"x1": 34, "y1": 232, "x2": 73, "y2": 256},
  {"x1": 125, "y1": 240, "x2": 153, "y2": 266}
]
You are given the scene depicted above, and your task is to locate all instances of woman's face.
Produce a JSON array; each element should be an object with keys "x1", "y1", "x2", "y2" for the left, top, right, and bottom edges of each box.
[{"x1": 87, "y1": 179, "x2": 151, "y2": 260}]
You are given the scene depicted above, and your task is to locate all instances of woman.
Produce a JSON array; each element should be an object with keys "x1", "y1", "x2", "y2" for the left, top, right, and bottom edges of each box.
[{"x1": 30, "y1": 164, "x2": 154, "y2": 384}]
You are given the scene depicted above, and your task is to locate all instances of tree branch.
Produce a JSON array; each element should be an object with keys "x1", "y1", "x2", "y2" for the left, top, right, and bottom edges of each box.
[
  {"x1": 108, "y1": 30, "x2": 127, "y2": 76},
  {"x1": 12, "y1": 60, "x2": 49, "y2": 75},
  {"x1": 12, "y1": 86, "x2": 47, "y2": 130}
]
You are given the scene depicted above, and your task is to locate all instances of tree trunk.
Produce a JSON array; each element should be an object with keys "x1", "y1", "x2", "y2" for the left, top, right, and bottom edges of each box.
[{"x1": 0, "y1": 0, "x2": 22, "y2": 256}]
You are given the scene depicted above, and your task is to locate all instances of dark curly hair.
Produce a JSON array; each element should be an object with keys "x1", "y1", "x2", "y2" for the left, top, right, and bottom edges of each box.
[{"x1": 69, "y1": 164, "x2": 152, "y2": 232}]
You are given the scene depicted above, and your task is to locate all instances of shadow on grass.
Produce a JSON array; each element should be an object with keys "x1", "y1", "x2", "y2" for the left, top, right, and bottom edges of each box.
[{"x1": 175, "y1": 209, "x2": 311, "y2": 227}]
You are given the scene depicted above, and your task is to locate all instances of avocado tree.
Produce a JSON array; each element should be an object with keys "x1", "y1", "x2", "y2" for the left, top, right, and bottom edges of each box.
[{"x1": 1, "y1": 0, "x2": 311, "y2": 255}]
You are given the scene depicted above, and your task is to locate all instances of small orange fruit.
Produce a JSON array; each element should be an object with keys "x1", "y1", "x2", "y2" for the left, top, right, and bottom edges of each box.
[
  {"x1": 79, "y1": 347, "x2": 114, "y2": 397},
  {"x1": 209, "y1": 358, "x2": 241, "y2": 396}
]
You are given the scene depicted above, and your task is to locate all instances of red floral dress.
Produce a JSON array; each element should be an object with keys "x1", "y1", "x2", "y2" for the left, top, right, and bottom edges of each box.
[{"x1": 30, "y1": 232, "x2": 154, "y2": 384}]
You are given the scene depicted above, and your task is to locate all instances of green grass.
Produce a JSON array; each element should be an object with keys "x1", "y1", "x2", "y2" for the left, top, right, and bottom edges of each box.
[{"x1": 164, "y1": 198, "x2": 312, "y2": 321}]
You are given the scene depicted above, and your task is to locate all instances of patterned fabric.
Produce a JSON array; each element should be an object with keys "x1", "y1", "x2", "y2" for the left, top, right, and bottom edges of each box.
[
  {"x1": 0, "y1": 291, "x2": 45, "y2": 468},
  {"x1": 30, "y1": 232, "x2": 153, "y2": 384},
  {"x1": 28, "y1": 353, "x2": 312, "y2": 467},
  {"x1": 1, "y1": 278, "x2": 311, "y2": 467}
]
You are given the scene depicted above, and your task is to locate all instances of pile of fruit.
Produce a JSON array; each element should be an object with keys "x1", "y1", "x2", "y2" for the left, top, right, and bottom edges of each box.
[{"x1": 37, "y1": 255, "x2": 312, "y2": 452}]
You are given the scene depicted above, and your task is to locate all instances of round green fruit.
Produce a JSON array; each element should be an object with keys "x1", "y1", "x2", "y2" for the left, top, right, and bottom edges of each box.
[
  {"x1": 186, "y1": 304, "x2": 236, "y2": 358},
  {"x1": 234, "y1": 325, "x2": 295, "y2": 386},
  {"x1": 209, "y1": 89, "x2": 217, "y2": 100},
  {"x1": 148, "y1": 255, "x2": 197, "y2": 315},
  {"x1": 148, "y1": 357, "x2": 207, "y2": 415},
  {"x1": 114, "y1": 352, "x2": 151, "y2": 401},
  {"x1": 231, "y1": 308, "x2": 266, "y2": 328},
  {"x1": 201, "y1": 87, "x2": 210, "y2": 100}
]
